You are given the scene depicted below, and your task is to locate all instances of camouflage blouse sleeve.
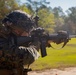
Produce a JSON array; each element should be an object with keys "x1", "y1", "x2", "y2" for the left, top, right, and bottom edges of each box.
[{"x1": 17, "y1": 44, "x2": 40, "y2": 67}]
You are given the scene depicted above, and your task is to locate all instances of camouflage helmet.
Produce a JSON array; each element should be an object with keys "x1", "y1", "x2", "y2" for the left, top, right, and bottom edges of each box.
[{"x1": 2, "y1": 10, "x2": 35, "y2": 32}]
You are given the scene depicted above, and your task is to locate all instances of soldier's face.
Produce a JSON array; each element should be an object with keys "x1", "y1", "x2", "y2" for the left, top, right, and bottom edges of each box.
[{"x1": 12, "y1": 26, "x2": 29, "y2": 36}]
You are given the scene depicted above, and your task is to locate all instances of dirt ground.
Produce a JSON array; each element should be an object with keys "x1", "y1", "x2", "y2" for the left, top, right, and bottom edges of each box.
[{"x1": 28, "y1": 67, "x2": 76, "y2": 75}]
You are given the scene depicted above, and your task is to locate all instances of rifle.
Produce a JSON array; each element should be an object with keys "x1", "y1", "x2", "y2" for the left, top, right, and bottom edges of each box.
[
  {"x1": 0, "y1": 28, "x2": 76, "y2": 57},
  {"x1": 16, "y1": 28, "x2": 76, "y2": 57}
]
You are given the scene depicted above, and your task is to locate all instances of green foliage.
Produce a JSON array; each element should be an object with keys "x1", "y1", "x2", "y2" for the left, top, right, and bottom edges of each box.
[
  {"x1": 0, "y1": 0, "x2": 32, "y2": 27},
  {"x1": 53, "y1": 7, "x2": 65, "y2": 32},
  {"x1": 0, "y1": 0, "x2": 20, "y2": 26},
  {"x1": 19, "y1": 4, "x2": 32, "y2": 14},
  {"x1": 0, "y1": 0, "x2": 19, "y2": 16},
  {"x1": 26, "y1": 0, "x2": 50, "y2": 11},
  {"x1": 0, "y1": 0, "x2": 76, "y2": 34},
  {"x1": 64, "y1": 7, "x2": 76, "y2": 34},
  {"x1": 24, "y1": 0, "x2": 56, "y2": 32},
  {"x1": 54, "y1": 17, "x2": 64, "y2": 32},
  {"x1": 53, "y1": 6, "x2": 65, "y2": 18},
  {"x1": 68, "y1": 7, "x2": 76, "y2": 23},
  {"x1": 38, "y1": 8, "x2": 55, "y2": 33}
]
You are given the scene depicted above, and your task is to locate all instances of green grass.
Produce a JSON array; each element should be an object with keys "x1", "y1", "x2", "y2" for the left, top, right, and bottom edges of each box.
[{"x1": 30, "y1": 38, "x2": 76, "y2": 70}]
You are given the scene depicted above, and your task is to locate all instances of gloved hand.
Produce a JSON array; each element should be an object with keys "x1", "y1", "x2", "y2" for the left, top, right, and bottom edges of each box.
[
  {"x1": 29, "y1": 27, "x2": 48, "y2": 51},
  {"x1": 28, "y1": 40, "x2": 41, "y2": 51}
]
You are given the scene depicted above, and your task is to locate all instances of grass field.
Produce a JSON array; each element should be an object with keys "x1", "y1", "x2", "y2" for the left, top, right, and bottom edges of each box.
[{"x1": 30, "y1": 38, "x2": 76, "y2": 70}]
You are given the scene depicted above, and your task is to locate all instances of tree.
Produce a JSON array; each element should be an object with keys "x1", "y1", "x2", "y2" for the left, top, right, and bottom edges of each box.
[
  {"x1": 53, "y1": 6, "x2": 65, "y2": 18},
  {"x1": 26, "y1": 0, "x2": 50, "y2": 12},
  {"x1": 65, "y1": 7, "x2": 76, "y2": 34},
  {"x1": 23, "y1": 0, "x2": 55, "y2": 33},
  {"x1": 67, "y1": 7, "x2": 76, "y2": 23},
  {"x1": 53, "y1": 6, "x2": 65, "y2": 32},
  {"x1": 38, "y1": 8, "x2": 55, "y2": 33},
  {"x1": 0, "y1": 0, "x2": 20, "y2": 26}
]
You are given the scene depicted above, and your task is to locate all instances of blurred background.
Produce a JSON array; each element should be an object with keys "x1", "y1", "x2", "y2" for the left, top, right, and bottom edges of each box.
[{"x1": 0, "y1": 0, "x2": 76, "y2": 34}]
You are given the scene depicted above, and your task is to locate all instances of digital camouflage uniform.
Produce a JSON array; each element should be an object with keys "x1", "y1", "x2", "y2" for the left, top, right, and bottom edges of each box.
[{"x1": 0, "y1": 10, "x2": 40, "y2": 75}]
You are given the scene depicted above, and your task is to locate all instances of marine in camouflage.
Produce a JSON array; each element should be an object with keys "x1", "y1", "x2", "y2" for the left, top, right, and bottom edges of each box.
[{"x1": 0, "y1": 10, "x2": 40, "y2": 70}]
